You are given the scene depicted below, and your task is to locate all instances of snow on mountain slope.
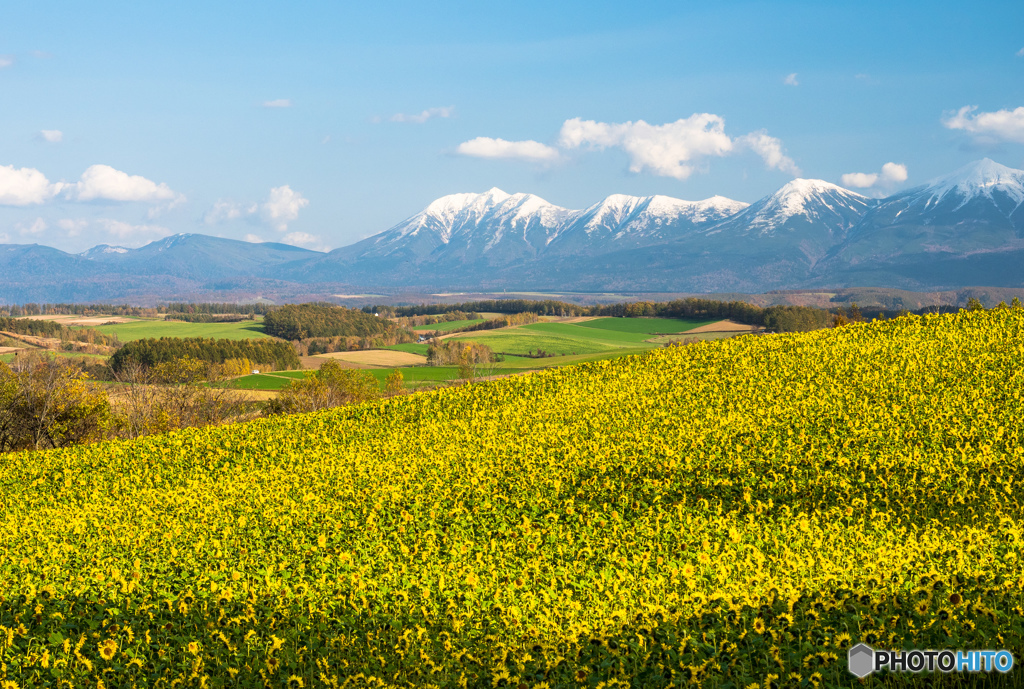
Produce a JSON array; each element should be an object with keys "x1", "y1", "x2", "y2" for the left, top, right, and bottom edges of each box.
[
  {"x1": 716, "y1": 179, "x2": 872, "y2": 236},
  {"x1": 921, "y1": 158, "x2": 1024, "y2": 209},
  {"x1": 79, "y1": 245, "x2": 130, "y2": 259},
  {"x1": 339, "y1": 188, "x2": 748, "y2": 263}
]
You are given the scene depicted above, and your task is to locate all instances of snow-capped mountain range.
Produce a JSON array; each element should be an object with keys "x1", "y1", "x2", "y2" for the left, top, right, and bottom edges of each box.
[{"x1": 2, "y1": 159, "x2": 1024, "y2": 302}]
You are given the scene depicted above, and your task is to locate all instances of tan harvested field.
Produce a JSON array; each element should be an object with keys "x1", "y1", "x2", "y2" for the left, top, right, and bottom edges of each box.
[
  {"x1": 540, "y1": 316, "x2": 598, "y2": 323},
  {"x1": 19, "y1": 314, "x2": 137, "y2": 326},
  {"x1": 684, "y1": 319, "x2": 761, "y2": 334},
  {"x1": 298, "y1": 355, "x2": 361, "y2": 370},
  {"x1": 0, "y1": 347, "x2": 24, "y2": 355},
  {"x1": 314, "y1": 350, "x2": 428, "y2": 367}
]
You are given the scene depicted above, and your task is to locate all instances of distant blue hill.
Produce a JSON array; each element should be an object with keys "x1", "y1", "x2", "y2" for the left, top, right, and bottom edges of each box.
[{"x1": 2, "y1": 159, "x2": 1023, "y2": 303}]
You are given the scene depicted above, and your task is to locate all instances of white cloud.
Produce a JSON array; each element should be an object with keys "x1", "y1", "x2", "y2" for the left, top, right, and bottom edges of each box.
[
  {"x1": 206, "y1": 186, "x2": 309, "y2": 232},
  {"x1": 261, "y1": 185, "x2": 309, "y2": 231},
  {"x1": 0, "y1": 233, "x2": 9, "y2": 243},
  {"x1": 1017, "y1": 47, "x2": 1024, "y2": 57},
  {"x1": 840, "y1": 162, "x2": 908, "y2": 192},
  {"x1": 391, "y1": 106, "x2": 454, "y2": 124},
  {"x1": 558, "y1": 115, "x2": 735, "y2": 179},
  {"x1": 942, "y1": 105, "x2": 1024, "y2": 144},
  {"x1": 456, "y1": 137, "x2": 561, "y2": 163},
  {"x1": 0, "y1": 56, "x2": 13, "y2": 69},
  {"x1": 784, "y1": 73, "x2": 799, "y2": 86},
  {"x1": 18, "y1": 218, "x2": 47, "y2": 236},
  {"x1": 40, "y1": 130, "x2": 63, "y2": 143},
  {"x1": 559, "y1": 115, "x2": 798, "y2": 180},
  {"x1": 282, "y1": 231, "x2": 322, "y2": 248},
  {"x1": 244, "y1": 234, "x2": 265, "y2": 243},
  {"x1": 0, "y1": 164, "x2": 61, "y2": 205},
  {"x1": 736, "y1": 131, "x2": 801, "y2": 175},
  {"x1": 204, "y1": 199, "x2": 257, "y2": 224},
  {"x1": 840, "y1": 172, "x2": 879, "y2": 188},
  {"x1": 880, "y1": 162, "x2": 908, "y2": 182},
  {"x1": 58, "y1": 218, "x2": 89, "y2": 236},
  {"x1": 96, "y1": 218, "x2": 172, "y2": 245},
  {"x1": 263, "y1": 99, "x2": 292, "y2": 108},
  {"x1": 464, "y1": 114, "x2": 799, "y2": 179},
  {"x1": 67, "y1": 164, "x2": 183, "y2": 205}
]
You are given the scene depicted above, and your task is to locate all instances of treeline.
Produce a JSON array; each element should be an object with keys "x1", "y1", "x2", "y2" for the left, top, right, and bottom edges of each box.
[
  {"x1": 426, "y1": 340, "x2": 495, "y2": 366},
  {"x1": 373, "y1": 300, "x2": 591, "y2": 318},
  {"x1": 265, "y1": 360, "x2": 403, "y2": 416},
  {"x1": 0, "y1": 357, "x2": 110, "y2": 452},
  {"x1": 371, "y1": 298, "x2": 832, "y2": 333},
  {"x1": 0, "y1": 302, "x2": 272, "y2": 318},
  {"x1": 394, "y1": 311, "x2": 482, "y2": 328},
  {"x1": 264, "y1": 303, "x2": 405, "y2": 340},
  {"x1": 164, "y1": 313, "x2": 254, "y2": 323},
  {"x1": 296, "y1": 332, "x2": 415, "y2": 356},
  {"x1": 450, "y1": 312, "x2": 541, "y2": 334},
  {"x1": 1, "y1": 353, "x2": 262, "y2": 453},
  {"x1": 0, "y1": 316, "x2": 119, "y2": 347},
  {"x1": 110, "y1": 337, "x2": 300, "y2": 372}
]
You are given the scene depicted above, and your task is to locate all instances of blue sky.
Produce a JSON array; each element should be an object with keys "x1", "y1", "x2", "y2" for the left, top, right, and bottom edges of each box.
[{"x1": 1, "y1": 0, "x2": 1023, "y2": 252}]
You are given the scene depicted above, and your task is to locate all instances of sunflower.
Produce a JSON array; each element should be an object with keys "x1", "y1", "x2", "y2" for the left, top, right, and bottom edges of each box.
[
  {"x1": 949, "y1": 593, "x2": 963, "y2": 605},
  {"x1": 98, "y1": 640, "x2": 117, "y2": 661},
  {"x1": 833, "y1": 632, "x2": 851, "y2": 648},
  {"x1": 492, "y1": 670, "x2": 512, "y2": 688},
  {"x1": 808, "y1": 672, "x2": 823, "y2": 687},
  {"x1": 186, "y1": 641, "x2": 199, "y2": 656},
  {"x1": 915, "y1": 600, "x2": 930, "y2": 615},
  {"x1": 288, "y1": 677, "x2": 305, "y2": 689},
  {"x1": 753, "y1": 618, "x2": 766, "y2": 634},
  {"x1": 681, "y1": 564, "x2": 695, "y2": 578}
]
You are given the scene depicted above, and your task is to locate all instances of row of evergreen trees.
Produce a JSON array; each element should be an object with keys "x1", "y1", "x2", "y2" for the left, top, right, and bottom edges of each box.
[
  {"x1": 0, "y1": 302, "x2": 274, "y2": 318},
  {"x1": 109, "y1": 337, "x2": 300, "y2": 372},
  {"x1": 263, "y1": 303, "x2": 402, "y2": 340},
  {"x1": 0, "y1": 317, "x2": 120, "y2": 347},
  {"x1": 371, "y1": 298, "x2": 833, "y2": 333}
]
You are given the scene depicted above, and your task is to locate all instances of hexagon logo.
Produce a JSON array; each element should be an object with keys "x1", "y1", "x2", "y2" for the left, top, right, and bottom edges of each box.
[{"x1": 848, "y1": 643, "x2": 875, "y2": 678}]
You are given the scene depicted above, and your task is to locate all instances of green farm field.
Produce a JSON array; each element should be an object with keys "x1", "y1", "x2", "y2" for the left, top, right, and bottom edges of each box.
[
  {"x1": 225, "y1": 364, "x2": 531, "y2": 392},
  {"x1": 447, "y1": 317, "x2": 715, "y2": 356},
  {"x1": 82, "y1": 317, "x2": 269, "y2": 342},
  {"x1": 575, "y1": 316, "x2": 719, "y2": 334},
  {"x1": 411, "y1": 318, "x2": 486, "y2": 332},
  {"x1": 383, "y1": 342, "x2": 430, "y2": 356}
]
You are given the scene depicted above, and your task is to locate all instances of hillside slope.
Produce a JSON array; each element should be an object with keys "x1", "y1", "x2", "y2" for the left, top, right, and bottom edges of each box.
[{"x1": 2, "y1": 309, "x2": 1022, "y2": 685}]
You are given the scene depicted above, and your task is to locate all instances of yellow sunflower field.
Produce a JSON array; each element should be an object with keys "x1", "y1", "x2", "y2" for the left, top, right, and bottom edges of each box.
[{"x1": 0, "y1": 309, "x2": 1022, "y2": 688}]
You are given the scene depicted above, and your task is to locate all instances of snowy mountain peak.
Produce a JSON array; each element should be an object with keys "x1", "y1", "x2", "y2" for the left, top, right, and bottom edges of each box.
[
  {"x1": 79, "y1": 244, "x2": 130, "y2": 259},
  {"x1": 773, "y1": 178, "x2": 861, "y2": 200},
  {"x1": 921, "y1": 158, "x2": 1024, "y2": 207},
  {"x1": 725, "y1": 179, "x2": 871, "y2": 235},
  {"x1": 422, "y1": 188, "x2": 511, "y2": 218}
]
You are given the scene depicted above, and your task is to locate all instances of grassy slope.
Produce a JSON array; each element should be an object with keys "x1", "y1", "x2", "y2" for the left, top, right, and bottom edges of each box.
[
  {"x1": 411, "y1": 318, "x2": 486, "y2": 332},
  {"x1": 384, "y1": 343, "x2": 430, "y2": 356},
  {"x1": 574, "y1": 316, "x2": 718, "y2": 334},
  {"x1": 85, "y1": 317, "x2": 269, "y2": 342},
  {"x1": 449, "y1": 320, "x2": 662, "y2": 355},
  {"x1": 1, "y1": 311, "x2": 1021, "y2": 687}
]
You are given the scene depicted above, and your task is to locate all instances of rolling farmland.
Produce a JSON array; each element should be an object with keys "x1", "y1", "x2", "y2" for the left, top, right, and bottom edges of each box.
[
  {"x1": 1, "y1": 310, "x2": 1021, "y2": 686},
  {"x1": 84, "y1": 317, "x2": 270, "y2": 342}
]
